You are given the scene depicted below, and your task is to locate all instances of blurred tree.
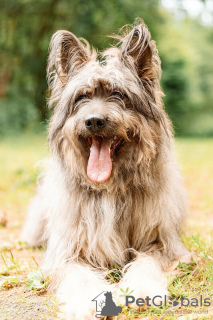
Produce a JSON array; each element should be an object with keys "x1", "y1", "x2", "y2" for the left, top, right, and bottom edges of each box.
[
  {"x1": 158, "y1": 10, "x2": 213, "y2": 135},
  {"x1": 0, "y1": 0, "x2": 213, "y2": 136},
  {"x1": 0, "y1": 0, "x2": 161, "y2": 123}
]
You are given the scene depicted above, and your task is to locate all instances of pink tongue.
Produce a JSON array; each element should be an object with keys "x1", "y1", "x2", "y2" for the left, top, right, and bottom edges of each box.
[{"x1": 87, "y1": 137, "x2": 112, "y2": 182}]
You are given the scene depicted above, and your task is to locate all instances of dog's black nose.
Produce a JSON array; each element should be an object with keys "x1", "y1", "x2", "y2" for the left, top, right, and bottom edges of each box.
[{"x1": 85, "y1": 114, "x2": 106, "y2": 132}]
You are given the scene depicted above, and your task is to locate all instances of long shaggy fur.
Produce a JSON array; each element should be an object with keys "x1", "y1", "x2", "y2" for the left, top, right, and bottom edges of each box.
[{"x1": 21, "y1": 20, "x2": 190, "y2": 320}]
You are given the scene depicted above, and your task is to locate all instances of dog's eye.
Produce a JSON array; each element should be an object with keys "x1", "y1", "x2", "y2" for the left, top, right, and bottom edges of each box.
[
  {"x1": 75, "y1": 94, "x2": 89, "y2": 104},
  {"x1": 112, "y1": 91, "x2": 125, "y2": 100}
]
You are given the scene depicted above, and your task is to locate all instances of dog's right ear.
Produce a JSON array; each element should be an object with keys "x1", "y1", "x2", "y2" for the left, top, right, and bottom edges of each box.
[
  {"x1": 120, "y1": 23, "x2": 161, "y2": 97},
  {"x1": 47, "y1": 30, "x2": 90, "y2": 107}
]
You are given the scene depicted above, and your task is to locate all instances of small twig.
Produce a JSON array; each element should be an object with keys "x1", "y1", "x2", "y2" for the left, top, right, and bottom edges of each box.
[
  {"x1": 1, "y1": 252, "x2": 8, "y2": 269},
  {"x1": 32, "y1": 256, "x2": 45, "y2": 278}
]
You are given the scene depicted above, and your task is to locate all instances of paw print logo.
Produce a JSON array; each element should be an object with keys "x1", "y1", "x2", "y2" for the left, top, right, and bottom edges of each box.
[{"x1": 169, "y1": 296, "x2": 179, "y2": 307}]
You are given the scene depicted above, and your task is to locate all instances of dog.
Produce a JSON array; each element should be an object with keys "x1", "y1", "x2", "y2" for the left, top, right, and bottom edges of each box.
[{"x1": 21, "y1": 20, "x2": 192, "y2": 319}]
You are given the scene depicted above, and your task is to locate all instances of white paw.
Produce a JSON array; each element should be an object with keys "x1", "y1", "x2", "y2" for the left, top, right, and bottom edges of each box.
[
  {"x1": 116, "y1": 255, "x2": 168, "y2": 310},
  {"x1": 116, "y1": 281, "x2": 168, "y2": 310},
  {"x1": 57, "y1": 268, "x2": 114, "y2": 320},
  {"x1": 57, "y1": 287, "x2": 106, "y2": 320}
]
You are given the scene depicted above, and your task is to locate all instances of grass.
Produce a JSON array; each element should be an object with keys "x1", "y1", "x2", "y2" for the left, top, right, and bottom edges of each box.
[{"x1": 0, "y1": 134, "x2": 213, "y2": 319}]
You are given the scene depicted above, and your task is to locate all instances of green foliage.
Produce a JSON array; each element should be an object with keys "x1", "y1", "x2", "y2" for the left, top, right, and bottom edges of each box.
[
  {"x1": 26, "y1": 256, "x2": 49, "y2": 291},
  {"x1": 26, "y1": 270, "x2": 49, "y2": 291},
  {"x1": 0, "y1": 98, "x2": 39, "y2": 136},
  {"x1": 1, "y1": 249, "x2": 21, "y2": 273},
  {"x1": 0, "y1": 0, "x2": 160, "y2": 110},
  {"x1": 0, "y1": 0, "x2": 213, "y2": 136},
  {"x1": 107, "y1": 262, "x2": 122, "y2": 283},
  {"x1": 158, "y1": 11, "x2": 213, "y2": 136},
  {"x1": 0, "y1": 275, "x2": 19, "y2": 289}
]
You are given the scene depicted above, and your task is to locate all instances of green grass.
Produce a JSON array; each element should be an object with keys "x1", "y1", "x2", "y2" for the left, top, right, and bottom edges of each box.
[
  {"x1": 0, "y1": 134, "x2": 213, "y2": 319},
  {"x1": 0, "y1": 133, "x2": 47, "y2": 224}
]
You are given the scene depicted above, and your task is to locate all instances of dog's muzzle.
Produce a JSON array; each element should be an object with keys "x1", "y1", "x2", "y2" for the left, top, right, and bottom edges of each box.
[
  {"x1": 83, "y1": 114, "x2": 124, "y2": 183},
  {"x1": 85, "y1": 114, "x2": 106, "y2": 133}
]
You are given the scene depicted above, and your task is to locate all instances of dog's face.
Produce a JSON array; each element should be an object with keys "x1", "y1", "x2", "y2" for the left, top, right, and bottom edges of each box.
[{"x1": 48, "y1": 23, "x2": 170, "y2": 186}]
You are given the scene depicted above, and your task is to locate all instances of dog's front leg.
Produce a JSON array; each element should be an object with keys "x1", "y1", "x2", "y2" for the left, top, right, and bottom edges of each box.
[
  {"x1": 57, "y1": 264, "x2": 113, "y2": 320},
  {"x1": 117, "y1": 254, "x2": 168, "y2": 309}
]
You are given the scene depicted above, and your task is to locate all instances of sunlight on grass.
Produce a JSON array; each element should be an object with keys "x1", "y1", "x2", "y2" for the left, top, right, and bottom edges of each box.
[
  {"x1": 175, "y1": 139, "x2": 213, "y2": 242},
  {"x1": 0, "y1": 133, "x2": 47, "y2": 222}
]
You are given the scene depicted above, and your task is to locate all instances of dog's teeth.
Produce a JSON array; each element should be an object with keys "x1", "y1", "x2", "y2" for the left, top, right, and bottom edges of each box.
[
  {"x1": 114, "y1": 136, "x2": 117, "y2": 140},
  {"x1": 109, "y1": 148, "x2": 110, "y2": 154}
]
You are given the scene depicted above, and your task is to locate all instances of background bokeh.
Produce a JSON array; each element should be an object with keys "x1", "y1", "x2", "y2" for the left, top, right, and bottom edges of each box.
[{"x1": 0, "y1": 0, "x2": 213, "y2": 136}]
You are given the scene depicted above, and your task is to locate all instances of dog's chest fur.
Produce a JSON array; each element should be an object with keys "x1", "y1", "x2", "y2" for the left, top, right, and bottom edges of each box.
[{"x1": 44, "y1": 161, "x2": 163, "y2": 269}]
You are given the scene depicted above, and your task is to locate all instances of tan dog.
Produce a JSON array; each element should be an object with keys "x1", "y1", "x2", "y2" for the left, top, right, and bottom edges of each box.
[{"x1": 21, "y1": 21, "x2": 191, "y2": 319}]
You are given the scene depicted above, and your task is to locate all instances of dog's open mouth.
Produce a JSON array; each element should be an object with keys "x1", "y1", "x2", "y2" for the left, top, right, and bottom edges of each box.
[{"x1": 87, "y1": 136, "x2": 124, "y2": 183}]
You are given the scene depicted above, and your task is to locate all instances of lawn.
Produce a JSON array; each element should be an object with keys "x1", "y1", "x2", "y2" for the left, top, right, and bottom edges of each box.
[{"x1": 0, "y1": 134, "x2": 213, "y2": 320}]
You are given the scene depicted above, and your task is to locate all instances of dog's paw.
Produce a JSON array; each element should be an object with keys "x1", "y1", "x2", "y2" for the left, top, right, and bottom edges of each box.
[
  {"x1": 116, "y1": 255, "x2": 168, "y2": 310},
  {"x1": 56, "y1": 271, "x2": 112, "y2": 320},
  {"x1": 57, "y1": 288, "x2": 105, "y2": 320},
  {"x1": 58, "y1": 301, "x2": 98, "y2": 320},
  {"x1": 116, "y1": 283, "x2": 168, "y2": 310}
]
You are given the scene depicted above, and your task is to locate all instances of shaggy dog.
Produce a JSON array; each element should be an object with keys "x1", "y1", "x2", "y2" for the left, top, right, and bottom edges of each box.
[{"x1": 21, "y1": 21, "x2": 191, "y2": 319}]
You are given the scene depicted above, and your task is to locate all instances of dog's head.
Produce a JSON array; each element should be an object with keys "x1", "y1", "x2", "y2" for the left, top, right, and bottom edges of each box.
[{"x1": 47, "y1": 21, "x2": 171, "y2": 188}]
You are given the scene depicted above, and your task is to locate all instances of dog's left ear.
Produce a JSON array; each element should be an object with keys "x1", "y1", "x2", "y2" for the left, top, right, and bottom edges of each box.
[
  {"x1": 120, "y1": 23, "x2": 161, "y2": 91},
  {"x1": 47, "y1": 30, "x2": 93, "y2": 108}
]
